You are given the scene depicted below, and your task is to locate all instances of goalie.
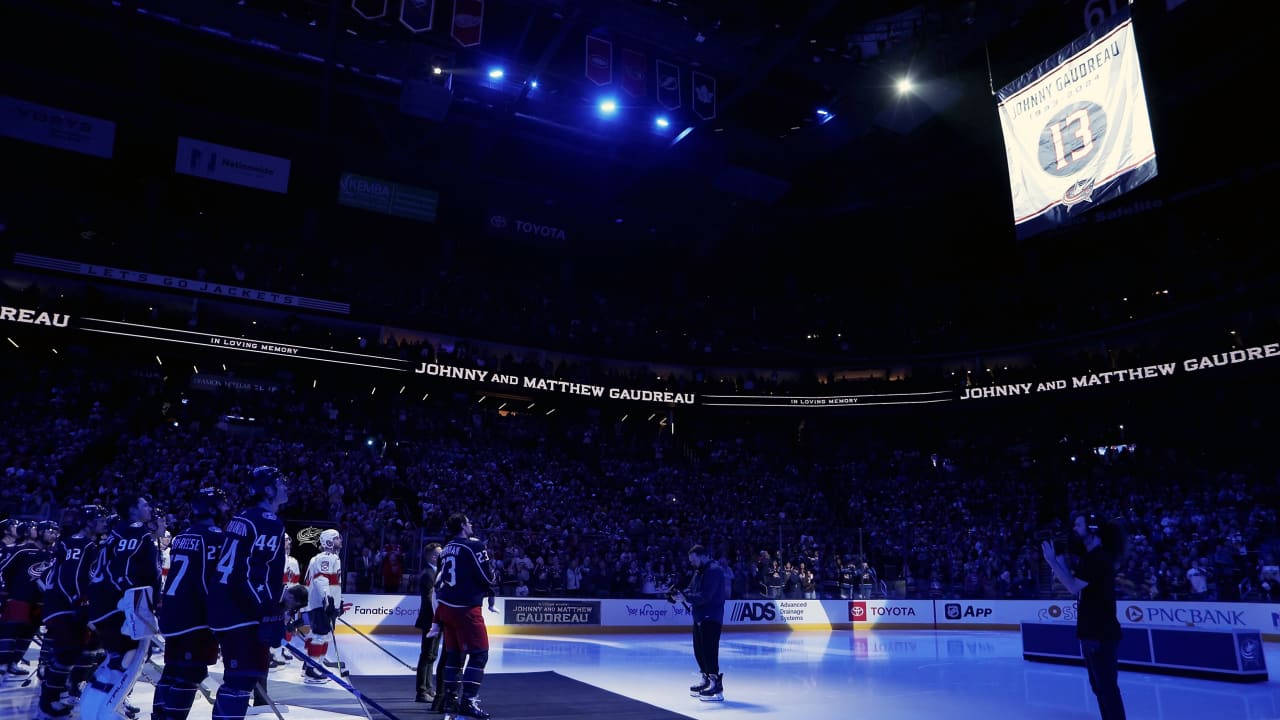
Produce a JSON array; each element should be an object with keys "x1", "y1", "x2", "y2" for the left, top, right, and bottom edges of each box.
[
  {"x1": 302, "y1": 529, "x2": 345, "y2": 679},
  {"x1": 79, "y1": 494, "x2": 159, "y2": 720}
]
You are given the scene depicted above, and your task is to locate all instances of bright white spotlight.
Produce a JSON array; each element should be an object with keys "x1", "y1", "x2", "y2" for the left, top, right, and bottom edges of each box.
[
  {"x1": 530, "y1": 79, "x2": 538, "y2": 88},
  {"x1": 488, "y1": 67, "x2": 504, "y2": 79},
  {"x1": 896, "y1": 77, "x2": 914, "y2": 95},
  {"x1": 598, "y1": 98, "x2": 618, "y2": 114},
  {"x1": 431, "y1": 66, "x2": 443, "y2": 75},
  {"x1": 654, "y1": 115, "x2": 669, "y2": 128},
  {"x1": 815, "y1": 108, "x2": 829, "y2": 116}
]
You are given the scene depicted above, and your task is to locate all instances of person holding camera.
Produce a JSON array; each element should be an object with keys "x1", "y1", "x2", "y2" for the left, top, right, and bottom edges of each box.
[
  {"x1": 1042, "y1": 512, "x2": 1126, "y2": 720},
  {"x1": 670, "y1": 545, "x2": 726, "y2": 702}
]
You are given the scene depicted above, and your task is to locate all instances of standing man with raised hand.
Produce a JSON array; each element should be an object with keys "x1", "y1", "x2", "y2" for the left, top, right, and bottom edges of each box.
[
  {"x1": 431, "y1": 514, "x2": 497, "y2": 720},
  {"x1": 153, "y1": 487, "x2": 228, "y2": 720},
  {"x1": 1043, "y1": 512, "x2": 1127, "y2": 720},
  {"x1": 208, "y1": 466, "x2": 290, "y2": 720},
  {"x1": 672, "y1": 544, "x2": 726, "y2": 702}
]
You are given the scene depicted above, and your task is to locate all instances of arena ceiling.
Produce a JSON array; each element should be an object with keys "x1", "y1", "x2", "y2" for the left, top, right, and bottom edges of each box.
[{"x1": 0, "y1": 0, "x2": 1262, "y2": 248}]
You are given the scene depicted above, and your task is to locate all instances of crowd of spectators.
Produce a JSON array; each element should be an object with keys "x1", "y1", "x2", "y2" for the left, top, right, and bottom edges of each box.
[
  {"x1": 2, "y1": 348, "x2": 1276, "y2": 605},
  {"x1": 3, "y1": 155, "x2": 1275, "y2": 371}
]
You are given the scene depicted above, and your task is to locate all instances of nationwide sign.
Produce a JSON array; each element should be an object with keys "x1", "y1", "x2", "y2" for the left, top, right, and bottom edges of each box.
[
  {"x1": 0, "y1": 95, "x2": 116, "y2": 159},
  {"x1": 175, "y1": 136, "x2": 291, "y2": 194},
  {"x1": 338, "y1": 172, "x2": 439, "y2": 223}
]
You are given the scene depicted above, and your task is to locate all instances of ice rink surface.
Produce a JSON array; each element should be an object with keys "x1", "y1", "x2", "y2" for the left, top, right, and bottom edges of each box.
[{"x1": 3, "y1": 629, "x2": 1278, "y2": 719}]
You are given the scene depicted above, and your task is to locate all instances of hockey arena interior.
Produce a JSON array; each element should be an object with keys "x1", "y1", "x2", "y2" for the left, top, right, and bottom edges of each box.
[{"x1": 1, "y1": 1, "x2": 1278, "y2": 719}]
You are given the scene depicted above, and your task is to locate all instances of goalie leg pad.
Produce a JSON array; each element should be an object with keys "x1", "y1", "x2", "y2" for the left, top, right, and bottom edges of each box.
[
  {"x1": 76, "y1": 662, "x2": 122, "y2": 720},
  {"x1": 78, "y1": 638, "x2": 149, "y2": 720},
  {"x1": 117, "y1": 587, "x2": 158, "y2": 641}
]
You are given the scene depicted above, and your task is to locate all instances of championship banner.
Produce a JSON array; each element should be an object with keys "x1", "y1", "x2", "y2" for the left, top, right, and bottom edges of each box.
[
  {"x1": 175, "y1": 137, "x2": 291, "y2": 194},
  {"x1": 621, "y1": 49, "x2": 646, "y2": 97},
  {"x1": 656, "y1": 60, "x2": 681, "y2": 109},
  {"x1": 399, "y1": 0, "x2": 434, "y2": 32},
  {"x1": 451, "y1": 0, "x2": 483, "y2": 47},
  {"x1": 586, "y1": 35, "x2": 613, "y2": 86},
  {"x1": 692, "y1": 70, "x2": 716, "y2": 120},
  {"x1": 996, "y1": 9, "x2": 1157, "y2": 240},
  {"x1": 1, "y1": 95, "x2": 116, "y2": 159}
]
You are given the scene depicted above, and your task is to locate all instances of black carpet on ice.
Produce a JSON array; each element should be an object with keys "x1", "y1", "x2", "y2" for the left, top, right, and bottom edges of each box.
[{"x1": 273, "y1": 671, "x2": 695, "y2": 720}]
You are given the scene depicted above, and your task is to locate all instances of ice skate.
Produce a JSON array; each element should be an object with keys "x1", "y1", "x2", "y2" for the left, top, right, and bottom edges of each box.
[
  {"x1": 689, "y1": 672, "x2": 710, "y2": 697},
  {"x1": 302, "y1": 663, "x2": 329, "y2": 685},
  {"x1": 456, "y1": 696, "x2": 491, "y2": 719},
  {"x1": 34, "y1": 698, "x2": 74, "y2": 720},
  {"x1": 698, "y1": 673, "x2": 723, "y2": 702},
  {"x1": 440, "y1": 692, "x2": 459, "y2": 720}
]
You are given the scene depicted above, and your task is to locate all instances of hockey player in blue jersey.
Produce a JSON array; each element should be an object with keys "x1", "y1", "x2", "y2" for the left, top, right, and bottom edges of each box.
[
  {"x1": 208, "y1": 466, "x2": 290, "y2": 720},
  {"x1": 153, "y1": 487, "x2": 230, "y2": 720},
  {"x1": 79, "y1": 493, "x2": 159, "y2": 720},
  {"x1": 36, "y1": 506, "x2": 110, "y2": 719},
  {"x1": 0, "y1": 519, "x2": 57, "y2": 690},
  {"x1": 431, "y1": 513, "x2": 498, "y2": 720}
]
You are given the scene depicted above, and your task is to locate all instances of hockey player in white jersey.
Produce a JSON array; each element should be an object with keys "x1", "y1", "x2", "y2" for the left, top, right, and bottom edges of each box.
[{"x1": 302, "y1": 529, "x2": 344, "y2": 678}]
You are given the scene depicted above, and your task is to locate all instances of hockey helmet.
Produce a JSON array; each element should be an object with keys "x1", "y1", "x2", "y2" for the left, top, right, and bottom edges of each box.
[
  {"x1": 76, "y1": 504, "x2": 109, "y2": 528},
  {"x1": 248, "y1": 466, "x2": 284, "y2": 499},
  {"x1": 319, "y1": 529, "x2": 342, "y2": 550},
  {"x1": 190, "y1": 487, "x2": 228, "y2": 520}
]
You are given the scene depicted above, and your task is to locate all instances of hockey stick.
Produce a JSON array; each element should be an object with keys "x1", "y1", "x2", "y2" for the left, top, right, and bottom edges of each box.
[
  {"x1": 16, "y1": 630, "x2": 47, "y2": 688},
  {"x1": 280, "y1": 643, "x2": 402, "y2": 720},
  {"x1": 15, "y1": 665, "x2": 39, "y2": 688},
  {"x1": 336, "y1": 618, "x2": 416, "y2": 671},
  {"x1": 255, "y1": 680, "x2": 288, "y2": 720},
  {"x1": 329, "y1": 631, "x2": 374, "y2": 720}
]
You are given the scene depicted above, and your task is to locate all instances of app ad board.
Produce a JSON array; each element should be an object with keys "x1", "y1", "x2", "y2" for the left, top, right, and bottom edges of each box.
[{"x1": 339, "y1": 595, "x2": 1280, "y2": 637}]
